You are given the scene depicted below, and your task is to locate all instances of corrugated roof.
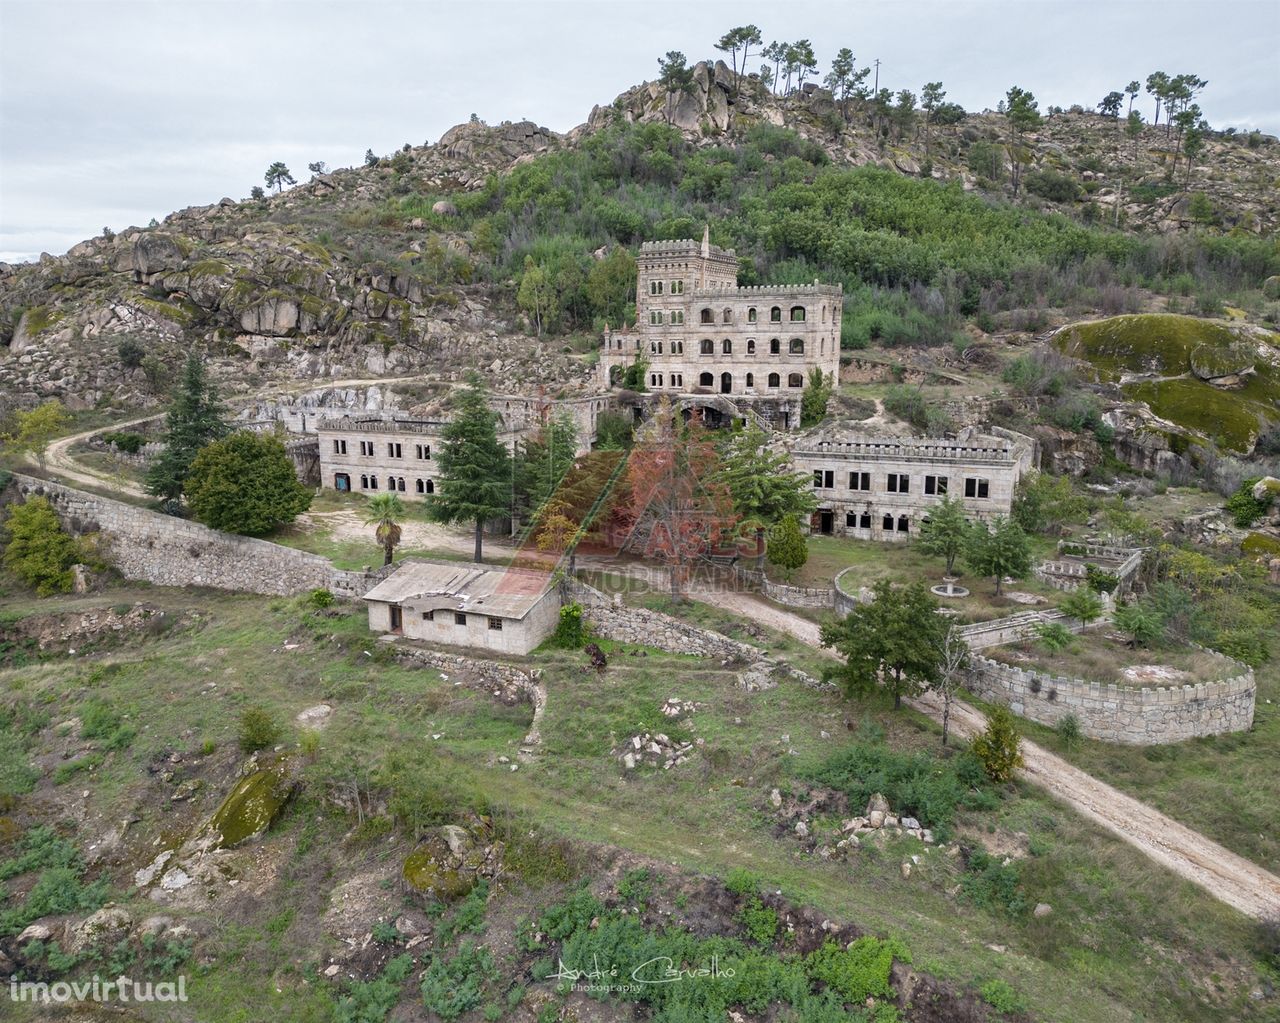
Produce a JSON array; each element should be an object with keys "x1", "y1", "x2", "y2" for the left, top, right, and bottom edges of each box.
[{"x1": 363, "y1": 560, "x2": 555, "y2": 620}]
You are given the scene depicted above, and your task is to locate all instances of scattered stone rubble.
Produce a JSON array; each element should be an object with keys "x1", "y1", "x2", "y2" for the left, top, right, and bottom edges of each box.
[{"x1": 615, "y1": 731, "x2": 700, "y2": 772}]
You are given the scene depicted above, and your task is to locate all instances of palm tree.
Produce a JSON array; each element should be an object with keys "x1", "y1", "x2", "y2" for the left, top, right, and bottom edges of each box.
[{"x1": 364, "y1": 493, "x2": 405, "y2": 566}]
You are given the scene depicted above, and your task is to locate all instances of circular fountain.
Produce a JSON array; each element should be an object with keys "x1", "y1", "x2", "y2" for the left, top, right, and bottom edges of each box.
[{"x1": 930, "y1": 576, "x2": 970, "y2": 599}]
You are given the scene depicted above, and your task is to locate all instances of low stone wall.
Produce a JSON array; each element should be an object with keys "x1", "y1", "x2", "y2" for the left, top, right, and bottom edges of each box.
[
  {"x1": 833, "y1": 567, "x2": 873, "y2": 616},
  {"x1": 957, "y1": 608, "x2": 1107, "y2": 650},
  {"x1": 8, "y1": 473, "x2": 387, "y2": 598},
  {"x1": 564, "y1": 576, "x2": 830, "y2": 691},
  {"x1": 733, "y1": 564, "x2": 837, "y2": 610},
  {"x1": 965, "y1": 651, "x2": 1256, "y2": 744}
]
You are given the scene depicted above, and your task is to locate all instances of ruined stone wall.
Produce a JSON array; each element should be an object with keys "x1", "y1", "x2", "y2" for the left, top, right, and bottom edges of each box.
[
  {"x1": 9, "y1": 474, "x2": 386, "y2": 598},
  {"x1": 966, "y1": 650, "x2": 1256, "y2": 744}
]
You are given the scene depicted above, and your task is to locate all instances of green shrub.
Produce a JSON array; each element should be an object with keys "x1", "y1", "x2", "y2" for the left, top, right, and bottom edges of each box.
[
  {"x1": 804, "y1": 936, "x2": 910, "y2": 1002},
  {"x1": 801, "y1": 741, "x2": 994, "y2": 838},
  {"x1": 100, "y1": 431, "x2": 146, "y2": 454},
  {"x1": 237, "y1": 706, "x2": 283, "y2": 753},
  {"x1": 0, "y1": 726, "x2": 38, "y2": 805},
  {"x1": 420, "y1": 943, "x2": 496, "y2": 1020},
  {"x1": 979, "y1": 977, "x2": 1028, "y2": 1013},
  {"x1": 739, "y1": 895, "x2": 779, "y2": 945},
  {"x1": 546, "y1": 602, "x2": 588, "y2": 650},
  {"x1": 1025, "y1": 169, "x2": 1081, "y2": 202},
  {"x1": 1055, "y1": 714, "x2": 1082, "y2": 751},
  {"x1": 306, "y1": 588, "x2": 336, "y2": 609},
  {"x1": 79, "y1": 701, "x2": 136, "y2": 751},
  {"x1": 2, "y1": 497, "x2": 91, "y2": 597},
  {"x1": 1225, "y1": 478, "x2": 1270, "y2": 528},
  {"x1": 960, "y1": 850, "x2": 1026, "y2": 916},
  {"x1": 336, "y1": 953, "x2": 413, "y2": 1023}
]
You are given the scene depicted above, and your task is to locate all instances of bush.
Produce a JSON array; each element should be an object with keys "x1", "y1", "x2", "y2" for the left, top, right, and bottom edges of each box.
[
  {"x1": 970, "y1": 707, "x2": 1023, "y2": 783},
  {"x1": 1024, "y1": 169, "x2": 1081, "y2": 202},
  {"x1": 306, "y1": 588, "x2": 336, "y2": 609},
  {"x1": 804, "y1": 936, "x2": 910, "y2": 1003},
  {"x1": 1225, "y1": 478, "x2": 1270, "y2": 528},
  {"x1": 801, "y1": 740, "x2": 994, "y2": 837},
  {"x1": 979, "y1": 978, "x2": 1028, "y2": 1013},
  {"x1": 1055, "y1": 714, "x2": 1082, "y2": 750},
  {"x1": 960, "y1": 849, "x2": 1026, "y2": 916},
  {"x1": 546, "y1": 602, "x2": 588, "y2": 650},
  {"x1": 739, "y1": 895, "x2": 778, "y2": 945},
  {"x1": 184, "y1": 432, "x2": 312, "y2": 536},
  {"x1": 2, "y1": 497, "x2": 91, "y2": 597},
  {"x1": 238, "y1": 706, "x2": 283, "y2": 753},
  {"x1": 335, "y1": 954, "x2": 413, "y2": 1023},
  {"x1": 420, "y1": 943, "x2": 496, "y2": 1020}
]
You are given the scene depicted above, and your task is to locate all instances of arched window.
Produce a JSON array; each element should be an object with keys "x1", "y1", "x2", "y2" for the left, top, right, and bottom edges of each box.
[
  {"x1": 415, "y1": 479, "x2": 425, "y2": 494},
  {"x1": 770, "y1": 306, "x2": 782, "y2": 322},
  {"x1": 789, "y1": 338, "x2": 805, "y2": 354},
  {"x1": 790, "y1": 306, "x2": 806, "y2": 322},
  {"x1": 649, "y1": 280, "x2": 663, "y2": 296},
  {"x1": 722, "y1": 308, "x2": 732, "y2": 324},
  {"x1": 788, "y1": 373, "x2": 804, "y2": 388},
  {"x1": 360, "y1": 474, "x2": 369, "y2": 489},
  {"x1": 700, "y1": 308, "x2": 714, "y2": 324},
  {"x1": 720, "y1": 372, "x2": 732, "y2": 394},
  {"x1": 769, "y1": 338, "x2": 781, "y2": 354},
  {"x1": 722, "y1": 339, "x2": 732, "y2": 354},
  {"x1": 745, "y1": 373, "x2": 754, "y2": 388},
  {"x1": 767, "y1": 372, "x2": 780, "y2": 388},
  {"x1": 700, "y1": 338, "x2": 714, "y2": 354},
  {"x1": 673, "y1": 341, "x2": 683, "y2": 354},
  {"x1": 747, "y1": 307, "x2": 758, "y2": 323},
  {"x1": 746, "y1": 339, "x2": 756, "y2": 354},
  {"x1": 671, "y1": 310, "x2": 684, "y2": 324},
  {"x1": 897, "y1": 515, "x2": 909, "y2": 533},
  {"x1": 426, "y1": 479, "x2": 434, "y2": 494},
  {"x1": 698, "y1": 371, "x2": 714, "y2": 388}
]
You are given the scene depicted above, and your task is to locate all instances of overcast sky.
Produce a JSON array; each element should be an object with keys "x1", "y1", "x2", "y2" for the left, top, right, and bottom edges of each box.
[{"x1": 1, "y1": 0, "x2": 1277, "y2": 263}]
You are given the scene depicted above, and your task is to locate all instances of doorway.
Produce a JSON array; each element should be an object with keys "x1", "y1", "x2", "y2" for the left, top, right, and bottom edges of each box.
[
  {"x1": 818, "y1": 510, "x2": 834, "y2": 535},
  {"x1": 389, "y1": 605, "x2": 402, "y2": 634}
]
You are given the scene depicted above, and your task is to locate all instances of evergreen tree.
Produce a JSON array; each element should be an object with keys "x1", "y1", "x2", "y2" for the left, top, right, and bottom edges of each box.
[
  {"x1": 920, "y1": 81, "x2": 946, "y2": 155},
  {"x1": 799, "y1": 367, "x2": 834, "y2": 427},
  {"x1": 714, "y1": 25, "x2": 761, "y2": 94},
  {"x1": 1011, "y1": 471, "x2": 1087, "y2": 535},
  {"x1": 145, "y1": 353, "x2": 229, "y2": 505},
  {"x1": 1113, "y1": 601, "x2": 1164, "y2": 647},
  {"x1": 917, "y1": 494, "x2": 970, "y2": 575},
  {"x1": 964, "y1": 516, "x2": 1032, "y2": 596},
  {"x1": 821, "y1": 579, "x2": 950, "y2": 709},
  {"x1": 1125, "y1": 80, "x2": 1141, "y2": 117},
  {"x1": 184, "y1": 432, "x2": 312, "y2": 536},
  {"x1": 427, "y1": 378, "x2": 512, "y2": 562},
  {"x1": 825, "y1": 48, "x2": 857, "y2": 121},
  {"x1": 515, "y1": 413, "x2": 578, "y2": 524},
  {"x1": 517, "y1": 257, "x2": 555, "y2": 336},
  {"x1": 364, "y1": 492, "x2": 406, "y2": 566},
  {"x1": 264, "y1": 162, "x2": 295, "y2": 193},
  {"x1": 1003, "y1": 86, "x2": 1041, "y2": 197},
  {"x1": 971, "y1": 706, "x2": 1023, "y2": 782},
  {"x1": 1098, "y1": 91, "x2": 1124, "y2": 118},
  {"x1": 714, "y1": 425, "x2": 815, "y2": 568},
  {"x1": 766, "y1": 513, "x2": 808, "y2": 582}
]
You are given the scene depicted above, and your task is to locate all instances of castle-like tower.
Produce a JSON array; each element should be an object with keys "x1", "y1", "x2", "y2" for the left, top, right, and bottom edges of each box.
[{"x1": 598, "y1": 228, "x2": 842, "y2": 429}]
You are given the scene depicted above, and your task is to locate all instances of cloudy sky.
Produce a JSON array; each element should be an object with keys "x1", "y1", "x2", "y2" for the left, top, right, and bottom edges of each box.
[{"x1": 1, "y1": 0, "x2": 1277, "y2": 262}]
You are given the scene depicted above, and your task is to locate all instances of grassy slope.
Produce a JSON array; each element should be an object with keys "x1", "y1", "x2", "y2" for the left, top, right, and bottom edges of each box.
[{"x1": 1, "y1": 582, "x2": 1272, "y2": 1022}]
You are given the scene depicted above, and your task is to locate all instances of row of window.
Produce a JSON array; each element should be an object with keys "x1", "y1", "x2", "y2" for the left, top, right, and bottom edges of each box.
[
  {"x1": 347, "y1": 474, "x2": 435, "y2": 494},
  {"x1": 420, "y1": 609, "x2": 504, "y2": 630},
  {"x1": 812, "y1": 472, "x2": 990, "y2": 498},
  {"x1": 647, "y1": 279, "x2": 686, "y2": 295},
  {"x1": 844, "y1": 511, "x2": 913, "y2": 533},
  {"x1": 642, "y1": 288, "x2": 820, "y2": 326},
  {"x1": 649, "y1": 310, "x2": 686, "y2": 325},
  {"x1": 333, "y1": 439, "x2": 431, "y2": 460},
  {"x1": 647, "y1": 338, "x2": 811, "y2": 356},
  {"x1": 648, "y1": 371, "x2": 808, "y2": 391}
]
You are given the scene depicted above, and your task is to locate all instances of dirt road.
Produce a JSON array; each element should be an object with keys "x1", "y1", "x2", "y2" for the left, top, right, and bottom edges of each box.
[
  {"x1": 697, "y1": 587, "x2": 1280, "y2": 921},
  {"x1": 31, "y1": 374, "x2": 433, "y2": 499}
]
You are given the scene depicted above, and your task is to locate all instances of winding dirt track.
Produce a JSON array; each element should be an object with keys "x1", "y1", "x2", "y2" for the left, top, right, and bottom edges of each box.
[{"x1": 694, "y1": 586, "x2": 1280, "y2": 921}]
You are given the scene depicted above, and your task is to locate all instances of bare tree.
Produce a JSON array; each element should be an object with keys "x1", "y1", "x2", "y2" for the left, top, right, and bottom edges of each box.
[{"x1": 935, "y1": 625, "x2": 971, "y2": 747}]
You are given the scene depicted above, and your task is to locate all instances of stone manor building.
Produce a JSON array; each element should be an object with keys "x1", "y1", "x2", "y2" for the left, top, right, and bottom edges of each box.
[
  {"x1": 597, "y1": 229, "x2": 842, "y2": 429},
  {"x1": 792, "y1": 426, "x2": 1036, "y2": 541}
]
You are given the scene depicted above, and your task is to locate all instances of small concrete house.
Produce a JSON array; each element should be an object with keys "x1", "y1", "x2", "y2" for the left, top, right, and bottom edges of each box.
[{"x1": 363, "y1": 561, "x2": 561, "y2": 656}]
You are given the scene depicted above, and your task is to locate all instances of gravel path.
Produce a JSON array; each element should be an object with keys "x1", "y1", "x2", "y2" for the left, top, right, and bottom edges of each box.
[{"x1": 696, "y1": 587, "x2": 1280, "y2": 921}]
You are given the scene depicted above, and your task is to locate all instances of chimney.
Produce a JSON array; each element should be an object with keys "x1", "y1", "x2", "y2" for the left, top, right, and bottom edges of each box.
[{"x1": 701, "y1": 223, "x2": 710, "y2": 259}]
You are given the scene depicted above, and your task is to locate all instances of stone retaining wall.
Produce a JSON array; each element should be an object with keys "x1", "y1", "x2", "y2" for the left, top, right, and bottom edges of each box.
[
  {"x1": 966, "y1": 648, "x2": 1255, "y2": 744},
  {"x1": 8, "y1": 473, "x2": 387, "y2": 598},
  {"x1": 564, "y1": 576, "x2": 830, "y2": 691}
]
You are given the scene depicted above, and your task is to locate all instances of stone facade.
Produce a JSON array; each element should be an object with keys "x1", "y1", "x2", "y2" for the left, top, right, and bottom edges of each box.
[
  {"x1": 791, "y1": 426, "x2": 1036, "y2": 541},
  {"x1": 966, "y1": 650, "x2": 1256, "y2": 745},
  {"x1": 597, "y1": 232, "x2": 842, "y2": 429},
  {"x1": 1035, "y1": 541, "x2": 1144, "y2": 594},
  {"x1": 315, "y1": 392, "x2": 611, "y2": 498},
  {"x1": 8, "y1": 474, "x2": 387, "y2": 597}
]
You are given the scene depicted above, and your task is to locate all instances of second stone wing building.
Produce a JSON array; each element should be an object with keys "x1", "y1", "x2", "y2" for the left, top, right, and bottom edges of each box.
[
  {"x1": 792, "y1": 426, "x2": 1036, "y2": 541},
  {"x1": 597, "y1": 230, "x2": 842, "y2": 430}
]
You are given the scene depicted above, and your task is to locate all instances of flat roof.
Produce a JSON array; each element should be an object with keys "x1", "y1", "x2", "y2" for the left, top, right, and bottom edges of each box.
[{"x1": 363, "y1": 560, "x2": 555, "y2": 620}]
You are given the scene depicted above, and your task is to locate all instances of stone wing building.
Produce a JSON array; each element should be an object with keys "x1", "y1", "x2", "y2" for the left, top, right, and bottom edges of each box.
[
  {"x1": 792, "y1": 426, "x2": 1036, "y2": 541},
  {"x1": 597, "y1": 228, "x2": 842, "y2": 429}
]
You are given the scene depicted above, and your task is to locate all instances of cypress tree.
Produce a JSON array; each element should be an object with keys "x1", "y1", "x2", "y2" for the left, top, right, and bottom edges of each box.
[{"x1": 145, "y1": 354, "x2": 229, "y2": 505}]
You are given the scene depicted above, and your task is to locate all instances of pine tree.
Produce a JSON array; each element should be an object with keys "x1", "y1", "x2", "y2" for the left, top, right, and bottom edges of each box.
[
  {"x1": 971, "y1": 706, "x2": 1023, "y2": 782},
  {"x1": 515, "y1": 413, "x2": 578, "y2": 524},
  {"x1": 426, "y1": 378, "x2": 512, "y2": 562},
  {"x1": 184, "y1": 432, "x2": 312, "y2": 536},
  {"x1": 766, "y1": 514, "x2": 808, "y2": 582},
  {"x1": 145, "y1": 353, "x2": 229, "y2": 505},
  {"x1": 1059, "y1": 588, "x2": 1103, "y2": 629},
  {"x1": 917, "y1": 494, "x2": 970, "y2": 575}
]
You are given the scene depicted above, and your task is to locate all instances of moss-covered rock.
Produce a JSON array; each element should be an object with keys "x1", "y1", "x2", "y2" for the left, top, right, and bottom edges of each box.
[
  {"x1": 401, "y1": 823, "x2": 496, "y2": 902},
  {"x1": 1190, "y1": 340, "x2": 1257, "y2": 380},
  {"x1": 206, "y1": 758, "x2": 295, "y2": 849},
  {"x1": 1241, "y1": 532, "x2": 1280, "y2": 560}
]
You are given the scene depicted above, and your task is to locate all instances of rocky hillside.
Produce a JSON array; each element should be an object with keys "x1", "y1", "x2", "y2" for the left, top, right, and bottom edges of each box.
[{"x1": 1, "y1": 60, "x2": 1277, "y2": 420}]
